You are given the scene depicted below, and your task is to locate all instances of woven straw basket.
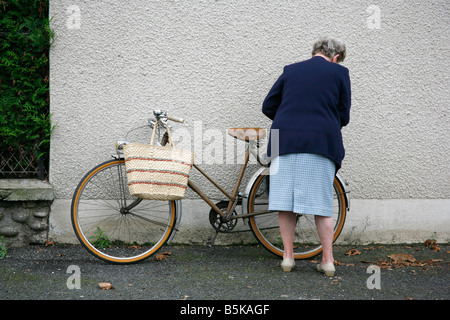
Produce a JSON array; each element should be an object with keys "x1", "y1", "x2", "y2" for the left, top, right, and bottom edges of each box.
[{"x1": 123, "y1": 123, "x2": 194, "y2": 200}]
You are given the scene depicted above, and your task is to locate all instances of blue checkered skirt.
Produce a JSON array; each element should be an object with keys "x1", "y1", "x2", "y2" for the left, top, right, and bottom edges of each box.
[{"x1": 268, "y1": 153, "x2": 335, "y2": 217}]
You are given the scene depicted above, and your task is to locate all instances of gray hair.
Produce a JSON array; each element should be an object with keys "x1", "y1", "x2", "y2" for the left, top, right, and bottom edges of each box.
[{"x1": 312, "y1": 37, "x2": 346, "y2": 62}]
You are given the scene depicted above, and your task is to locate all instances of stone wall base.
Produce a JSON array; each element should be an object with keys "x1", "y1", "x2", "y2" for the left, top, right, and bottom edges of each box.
[{"x1": 0, "y1": 179, "x2": 54, "y2": 247}]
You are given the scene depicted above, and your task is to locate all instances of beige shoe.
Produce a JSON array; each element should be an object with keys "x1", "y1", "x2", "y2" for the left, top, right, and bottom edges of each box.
[
  {"x1": 281, "y1": 258, "x2": 295, "y2": 272},
  {"x1": 316, "y1": 262, "x2": 335, "y2": 276}
]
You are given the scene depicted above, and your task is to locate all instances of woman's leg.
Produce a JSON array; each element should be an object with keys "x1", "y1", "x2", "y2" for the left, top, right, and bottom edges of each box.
[
  {"x1": 278, "y1": 211, "x2": 296, "y2": 259},
  {"x1": 314, "y1": 215, "x2": 334, "y2": 263}
]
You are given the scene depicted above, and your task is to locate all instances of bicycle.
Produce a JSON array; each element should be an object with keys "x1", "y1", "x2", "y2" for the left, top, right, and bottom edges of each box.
[{"x1": 71, "y1": 110, "x2": 350, "y2": 264}]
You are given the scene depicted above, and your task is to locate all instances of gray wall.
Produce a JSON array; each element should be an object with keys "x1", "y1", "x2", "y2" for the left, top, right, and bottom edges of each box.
[{"x1": 49, "y1": 0, "x2": 450, "y2": 244}]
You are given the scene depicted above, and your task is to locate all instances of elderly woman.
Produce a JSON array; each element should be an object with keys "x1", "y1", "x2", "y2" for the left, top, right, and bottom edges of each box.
[{"x1": 262, "y1": 37, "x2": 351, "y2": 276}]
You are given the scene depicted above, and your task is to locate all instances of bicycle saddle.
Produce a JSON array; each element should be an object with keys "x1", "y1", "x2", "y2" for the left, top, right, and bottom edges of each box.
[{"x1": 228, "y1": 128, "x2": 266, "y2": 141}]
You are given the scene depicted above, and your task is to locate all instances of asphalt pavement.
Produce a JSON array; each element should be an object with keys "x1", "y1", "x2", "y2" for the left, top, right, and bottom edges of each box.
[{"x1": 0, "y1": 242, "x2": 448, "y2": 315}]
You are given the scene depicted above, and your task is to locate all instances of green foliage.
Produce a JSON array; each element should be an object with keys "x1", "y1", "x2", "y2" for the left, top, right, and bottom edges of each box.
[
  {"x1": 0, "y1": 236, "x2": 7, "y2": 258},
  {"x1": 0, "y1": 0, "x2": 54, "y2": 167},
  {"x1": 90, "y1": 227, "x2": 112, "y2": 250}
]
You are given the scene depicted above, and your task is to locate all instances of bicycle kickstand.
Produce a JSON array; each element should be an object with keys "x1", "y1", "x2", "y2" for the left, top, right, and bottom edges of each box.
[{"x1": 206, "y1": 230, "x2": 220, "y2": 247}]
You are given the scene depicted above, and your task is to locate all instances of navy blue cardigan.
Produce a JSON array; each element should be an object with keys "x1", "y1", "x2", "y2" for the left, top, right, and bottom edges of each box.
[{"x1": 262, "y1": 56, "x2": 351, "y2": 170}]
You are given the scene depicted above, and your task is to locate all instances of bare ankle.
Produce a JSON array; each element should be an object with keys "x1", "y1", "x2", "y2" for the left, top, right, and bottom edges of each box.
[{"x1": 321, "y1": 258, "x2": 334, "y2": 264}]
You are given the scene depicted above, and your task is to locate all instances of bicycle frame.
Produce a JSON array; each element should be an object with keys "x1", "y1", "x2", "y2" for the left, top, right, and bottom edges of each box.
[
  {"x1": 115, "y1": 113, "x2": 350, "y2": 224},
  {"x1": 146, "y1": 115, "x2": 273, "y2": 221},
  {"x1": 187, "y1": 145, "x2": 266, "y2": 222}
]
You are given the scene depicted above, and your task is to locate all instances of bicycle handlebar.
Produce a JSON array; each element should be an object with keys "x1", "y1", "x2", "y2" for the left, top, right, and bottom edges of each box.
[
  {"x1": 153, "y1": 109, "x2": 184, "y2": 123},
  {"x1": 166, "y1": 115, "x2": 184, "y2": 123}
]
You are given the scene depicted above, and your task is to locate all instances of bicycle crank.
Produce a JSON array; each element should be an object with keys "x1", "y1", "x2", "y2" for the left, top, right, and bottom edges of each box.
[{"x1": 208, "y1": 201, "x2": 238, "y2": 233}]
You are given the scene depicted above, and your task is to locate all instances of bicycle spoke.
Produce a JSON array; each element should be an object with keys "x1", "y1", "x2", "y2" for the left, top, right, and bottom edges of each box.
[{"x1": 128, "y1": 211, "x2": 174, "y2": 229}]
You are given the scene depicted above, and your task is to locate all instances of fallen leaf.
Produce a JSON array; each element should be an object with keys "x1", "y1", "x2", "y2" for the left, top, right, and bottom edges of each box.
[
  {"x1": 424, "y1": 239, "x2": 440, "y2": 251},
  {"x1": 345, "y1": 249, "x2": 361, "y2": 256},
  {"x1": 374, "y1": 254, "x2": 443, "y2": 269},
  {"x1": 376, "y1": 259, "x2": 392, "y2": 269},
  {"x1": 387, "y1": 253, "x2": 416, "y2": 263},
  {"x1": 155, "y1": 254, "x2": 165, "y2": 261},
  {"x1": 431, "y1": 244, "x2": 440, "y2": 251},
  {"x1": 424, "y1": 239, "x2": 435, "y2": 247},
  {"x1": 155, "y1": 251, "x2": 172, "y2": 261},
  {"x1": 99, "y1": 282, "x2": 114, "y2": 290}
]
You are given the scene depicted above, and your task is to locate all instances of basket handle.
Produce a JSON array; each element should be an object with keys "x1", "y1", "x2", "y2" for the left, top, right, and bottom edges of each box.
[{"x1": 150, "y1": 121, "x2": 175, "y2": 147}]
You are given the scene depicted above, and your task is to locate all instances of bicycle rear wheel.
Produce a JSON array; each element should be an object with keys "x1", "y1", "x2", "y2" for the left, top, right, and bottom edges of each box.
[
  {"x1": 71, "y1": 159, "x2": 177, "y2": 264},
  {"x1": 247, "y1": 168, "x2": 347, "y2": 259}
]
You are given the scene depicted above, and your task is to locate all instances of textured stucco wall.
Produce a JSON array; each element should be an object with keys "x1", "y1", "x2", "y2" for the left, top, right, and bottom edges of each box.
[{"x1": 48, "y1": 0, "x2": 450, "y2": 244}]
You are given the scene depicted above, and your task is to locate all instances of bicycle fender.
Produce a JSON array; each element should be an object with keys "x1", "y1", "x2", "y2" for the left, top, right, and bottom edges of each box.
[
  {"x1": 243, "y1": 166, "x2": 268, "y2": 213},
  {"x1": 167, "y1": 200, "x2": 182, "y2": 244},
  {"x1": 335, "y1": 173, "x2": 350, "y2": 211}
]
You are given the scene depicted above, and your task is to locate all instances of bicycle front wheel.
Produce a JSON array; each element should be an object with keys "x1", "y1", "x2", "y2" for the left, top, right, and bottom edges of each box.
[
  {"x1": 71, "y1": 159, "x2": 177, "y2": 264},
  {"x1": 247, "y1": 168, "x2": 347, "y2": 259}
]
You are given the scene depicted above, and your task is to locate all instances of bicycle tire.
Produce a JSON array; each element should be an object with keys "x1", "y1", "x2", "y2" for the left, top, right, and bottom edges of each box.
[
  {"x1": 71, "y1": 159, "x2": 177, "y2": 264},
  {"x1": 247, "y1": 168, "x2": 347, "y2": 259}
]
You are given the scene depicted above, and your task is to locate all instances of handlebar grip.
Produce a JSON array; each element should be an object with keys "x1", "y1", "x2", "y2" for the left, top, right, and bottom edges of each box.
[{"x1": 166, "y1": 115, "x2": 184, "y2": 123}]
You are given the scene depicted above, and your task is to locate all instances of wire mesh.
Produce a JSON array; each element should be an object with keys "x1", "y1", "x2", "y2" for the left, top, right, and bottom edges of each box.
[{"x1": 0, "y1": 146, "x2": 47, "y2": 180}]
